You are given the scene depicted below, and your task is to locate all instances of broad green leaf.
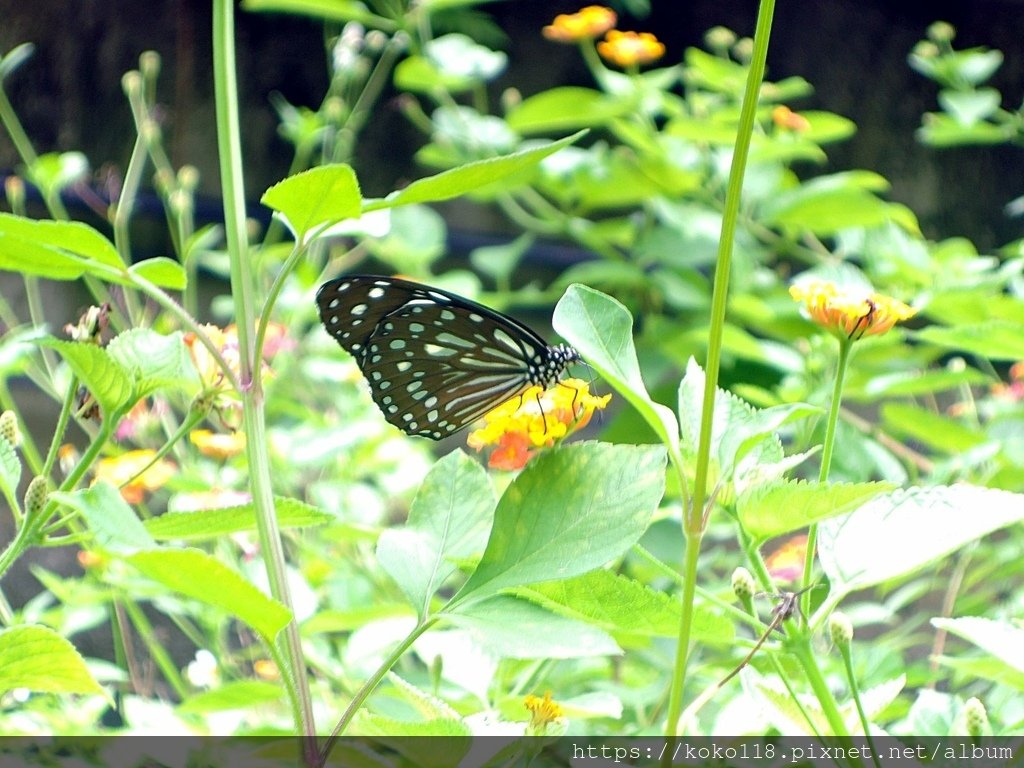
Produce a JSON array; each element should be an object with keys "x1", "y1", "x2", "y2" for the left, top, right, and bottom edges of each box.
[
  {"x1": 931, "y1": 617, "x2": 1024, "y2": 677},
  {"x1": 0, "y1": 435, "x2": 20, "y2": 505},
  {"x1": 506, "y1": 87, "x2": 630, "y2": 134},
  {"x1": 53, "y1": 482, "x2": 155, "y2": 554},
  {"x1": 762, "y1": 187, "x2": 898, "y2": 235},
  {"x1": 0, "y1": 211, "x2": 122, "y2": 271},
  {"x1": 377, "y1": 450, "x2": 495, "y2": 619},
  {"x1": 516, "y1": 569, "x2": 733, "y2": 643},
  {"x1": 352, "y1": 711, "x2": 472, "y2": 741},
  {"x1": 241, "y1": 0, "x2": 384, "y2": 25},
  {"x1": 932, "y1": 655, "x2": 1024, "y2": 691},
  {"x1": 819, "y1": 485, "x2": 1024, "y2": 595},
  {"x1": 261, "y1": 164, "x2": 362, "y2": 240},
  {"x1": 129, "y1": 257, "x2": 186, "y2": 290},
  {"x1": 737, "y1": 479, "x2": 896, "y2": 542},
  {"x1": 177, "y1": 680, "x2": 283, "y2": 713},
  {"x1": 126, "y1": 548, "x2": 292, "y2": 640},
  {"x1": 365, "y1": 132, "x2": 585, "y2": 210},
  {"x1": 881, "y1": 403, "x2": 987, "y2": 454},
  {"x1": 107, "y1": 329, "x2": 200, "y2": 400},
  {"x1": 938, "y1": 88, "x2": 1001, "y2": 126},
  {"x1": 0, "y1": 625, "x2": 103, "y2": 695},
  {"x1": 916, "y1": 321, "x2": 1024, "y2": 361},
  {"x1": 302, "y1": 604, "x2": 412, "y2": 635},
  {"x1": 861, "y1": 367, "x2": 989, "y2": 398},
  {"x1": 453, "y1": 442, "x2": 666, "y2": 606},
  {"x1": 387, "y1": 672, "x2": 462, "y2": 721},
  {"x1": 146, "y1": 497, "x2": 333, "y2": 541},
  {"x1": 445, "y1": 595, "x2": 620, "y2": 658},
  {"x1": 553, "y1": 284, "x2": 678, "y2": 447},
  {"x1": 39, "y1": 338, "x2": 133, "y2": 415}
]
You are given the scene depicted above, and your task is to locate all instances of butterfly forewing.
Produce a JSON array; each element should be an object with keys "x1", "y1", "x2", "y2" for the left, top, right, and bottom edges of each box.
[{"x1": 316, "y1": 275, "x2": 579, "y2": 440}]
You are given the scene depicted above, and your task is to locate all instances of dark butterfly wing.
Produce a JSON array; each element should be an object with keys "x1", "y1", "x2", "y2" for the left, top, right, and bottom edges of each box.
[{"x1": 316, "y1": 275, "x2": 578, "y2": 440}]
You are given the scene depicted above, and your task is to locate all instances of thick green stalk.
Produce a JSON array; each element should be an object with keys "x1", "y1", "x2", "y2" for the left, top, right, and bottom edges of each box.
[
  {"x1": 664, "y1": 0, "x2": 776, "y2": 739},
  {"x1": 211, "y1": 0, "x2": 315, "y2": 754}
]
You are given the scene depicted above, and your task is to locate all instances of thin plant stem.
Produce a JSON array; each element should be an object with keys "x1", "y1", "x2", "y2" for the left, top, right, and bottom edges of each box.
[{"x1": 664, "y1": 0, "x2": 776, "y2": 740}]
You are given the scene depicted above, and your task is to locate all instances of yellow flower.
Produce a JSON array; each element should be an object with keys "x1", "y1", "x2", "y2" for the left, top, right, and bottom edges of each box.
[
  {"x1": 524, "y1": 691, "x2": 565, "y2": 735},
  {"x1": 772, "y1": 105, "x2": 811, "y2": 133},
  {"x1": 543, "y1": 6, "x2": 617, "y2": 42},
  {"x1": 467, "y1": 378, "x2": 611, "y2": 470},
  {"x1": 190, "y1": 429, "x2": 246, "y2": 459},
  {"x1": 93, "y1": 449, "x2": 176, "y2": 503},
  {"x1": 789, "y1": 279, "x2": 916, "y2": 340},
  {"x1": 597, "y1": 30, "x2": 666, "y2": 68}
]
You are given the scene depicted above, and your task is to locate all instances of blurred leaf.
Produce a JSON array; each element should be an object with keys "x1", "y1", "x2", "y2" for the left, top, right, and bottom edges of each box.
[
  {"x1": 0, "y1": 435, "x2": 20, "y2": 507},
  {"x1": 0, "y1": 625, "x2": 103, "y2": 695},
  {"x1": 453, "y1": 442, "x2": 666, "y2": 606},
  {"x1": 916, "y1": 321, "x2": 1024, "y2": 360},
  {"x1": 507, "y1": 87, "x2": 630, "y2": 134},
  {"x1": 39, "y1": 338, "x2": 133, "y2": 415},
  {"x1": 470, "y1": 233, "x2": 533, "y2": 285},
  {"x1": 53, "y1": 482, "x2": 155, "y2": 554},
  {"x1": 177, "y1": 680, "x2": 283, "y2": 713},
  {"x1": 377, "y1": 451, "x2": 495, "y2": 619},
  {"x1": 861, "y1": 367, "x2": 989, "y2": 399},
  {"x1": 107, "y1": 329, "x2": 200, "y2": 401},
  {"x1": 241, "y1": 0, "x2": 384, "y2": 26},
  {"x1": 516, "y1": 569, "x2": 733, "y2": 643},
  {"x1": 395, "y1": 56, "x2": 478, "y2": 94},
  {"x1": 918, "y1": 113, "x2": 1012, "y2": 147},
  {"x1": 146, "y1": 497, "x2": 333, "y2": 541},
  {"x1": 938, "y1": 88, "x2": 1001, "y2": 126},
  {"x1": 445, "y1": 595, "x2": 620, "y2": 658},
  {"x1": 261, "y1": 164, "x2": 362, "y2": 241},
  {"x1": 819, "y1": 485, "x2": 1024, "y2": 596},
  {"x1": 762, "y1": 186, "x2": 898, "y2": 236},
  {"x1": 737, "y1": 480, "x2": 896, "y2": 542},
  {"x1": 932, "y1": 617, "x2": 1024, "y2": 680},
  {"x1": 365, "y1": 204, "x2": 446, "y2": 273},
  {"x1": 881, "y1": 403, "x2": 987, "y2": 454},
  {"x1": 0, "y1": 43, "x2": 35, "y2": 80},
  {"x1": 129, "y1": 257, "x2": 187, "y2": 290},
  {"x1": 0, "y1": 212, "x2": 123, "y2": 280},
  {"x1": 366, "y1": 132, "x2": 585, "y2": 210},
  {"x1": 126, "y1": 548, "x2": 292, "y2": 640},
  {"x1": 352, "y1": 711, "x2": 472, "y2": 742},
  {"x1": 553, "y1": 284, "x2": 678, "y2": 448}
]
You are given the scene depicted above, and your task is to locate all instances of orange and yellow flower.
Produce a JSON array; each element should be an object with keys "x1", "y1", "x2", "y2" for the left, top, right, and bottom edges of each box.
[
  {"x1": 190, "y1": 429, "x2": 246, "y2": 459},
  {"x1": 789, "y1": 279, "x2": 916, "y2": 340},
  {"x1": 467, "y1": 378, "x2": 610, "y2": 471},
  {"x1": 524, "y1": 691, "x2": 565, "y2": 735},
  {"x1": 597, "y1": 30, "x2": 666, "y2": 68},
  {"x1": 93, "y1": 449, "x2": 176, "y2": 503},
  {"x1": 765, "y1": 534, "x2": 808, "y2": 583},
  {"x1": 543, "y1": 6, "x2": 617, "y2": 43}
]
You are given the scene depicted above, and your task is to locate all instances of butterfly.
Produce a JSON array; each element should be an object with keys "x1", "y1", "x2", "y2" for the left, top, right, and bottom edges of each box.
[{"x1": 316, "y1": 275, "x2": 580, "y2": 440}]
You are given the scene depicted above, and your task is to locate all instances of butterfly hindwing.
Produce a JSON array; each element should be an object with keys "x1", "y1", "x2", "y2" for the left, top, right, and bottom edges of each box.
[{"x1": 316, "y1": 275, "x2": 579, "y2": 439}]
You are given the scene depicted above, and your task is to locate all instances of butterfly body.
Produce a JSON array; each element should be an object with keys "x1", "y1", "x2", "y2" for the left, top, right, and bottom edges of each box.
[{"x1": 316, "y1": 275, "x2": 579, "y2": 440}]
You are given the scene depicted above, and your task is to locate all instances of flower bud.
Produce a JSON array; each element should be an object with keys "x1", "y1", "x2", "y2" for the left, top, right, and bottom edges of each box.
[
  {"x1": 829, "y1": 611, "x2": 853, "y2": 647},
  {"x1": 0, "y1": 411, "x2": 21, "y2": 447},
  {"x1": 731, "y1": 567, "x2": 756, "y2": 600}
]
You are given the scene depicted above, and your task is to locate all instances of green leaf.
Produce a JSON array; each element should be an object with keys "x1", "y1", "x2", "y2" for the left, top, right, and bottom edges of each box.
[
  {"x1": 931, "y1": 617, "x2": 1024, "y2": 678},
  {"x1": 737, "y1": 480, "x2": 896, "y2": 542},
  {"x1": 39, "y1": 338, "x2": 133, "y2": 415},
  {"x1": 377, "y1": 451, "x2": 495, "y2": 619},
  {"x1": 881, "y1": 403, "x2": 987, "y2": 454},
  {"x1": 53, "y1": 482, "x2": 156, "y2": 554},
  {"x1": 365, "y1": 132, "x2": 585, "y2": 210},
  {"x1": 916, "y1": 321, "x2": 1024, "y2": 361},
  {"x1": 146, "y1": 497, "x2": 333, "y2": 541},
  {"x1": 506, "y1": 87, "x2": 630, "y2": 134},
  {"x1": 394, "y1": 56, "x2": 477, "y2": 94},
  {"x1": 241, "y1": 0, "x2": 384, "y2": 25},
  {"x1": 445, "y1": 595, "x2": 620, "y2": 658},
  {"x1": 453, "y1": 442, "x2": 666, "y2": 606},
  {"x1": 762, "y1": 187, "x2": 898, "y2": 235},
  {"x1": 352, "y1": 711, "x2": 472, "y2": 742},
  {"x1": 129, "y1": 257, "x2": 187, "y2": 290},
  {"x1": 177, "y1": 680, "x2": 283, "y2": 713},
  {"x1": 107, "y1": 329, "x2": 200, "y2": 400},
  {"x1": 125, "y1": 548, "x2": 292, "y2": 640},
  {"x1": 553, "y1": 284, "x2": 678, "y2": 448},
  {"x1": 0, "y1": 213, "x2": 118, "y2": 280},
  {"x1": 261, "y1": 164, "x2": 362, "y2": 241},
  {"x1": 0, "y1": 435, "x2": 20, "y2": 506},
  {"x1": 819, "y1": 485, "x2": 1024, "y2": 596},
  {"x1": 516, "y1": 569, "x2": 733, "y2": 644},
  {"x1": 0, "y1": 625, "x2": 103, "y2": 695},
  {"x1": 861, "y1": 367, "x2": 990, "y2": 399}
]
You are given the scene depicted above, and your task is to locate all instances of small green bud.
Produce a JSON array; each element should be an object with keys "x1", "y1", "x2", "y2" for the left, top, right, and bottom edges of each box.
[
  {"x1": 912, "y1": 41, "x2": 940, "y2": 59},
  {"x1": 732, "y1": 37, "x2": 754, "y2": 63},
  {"x1": 964, "y1": 697, "x2": 988, "y2": 737},
  {"x1": 140, "y1": 118, "x2": 162, "y2": 145},
  {"x1": 122, "y1": 70, "x2": 143, "y2": 100},
  {"x1": 24, "y1": 476, "x2": 49, "y2": 517},
  {"x1": 705, "y1": 26, "x2": 737, "y2": 52},
  {"x1": 4, "y1": 176, "x2": 25, "y2": 211},
  {"x1": 731, "y1": 567, "x2": 756, "y2": 600},
  {"x1": 927, "y1": 21, "x2": 956, "y2": 43},
  {"x1": 139, "y1": 50, "x2": 161, "y2": 81},
  {"x1": 829, "y1": 611, "x2": 853, "y2": 646},
  {"x1": 0, "y1": 411, "x2": 20, "y2": 447},
  {"x1": 177, "y1": 165, "x2": 200, "y2": 192}
]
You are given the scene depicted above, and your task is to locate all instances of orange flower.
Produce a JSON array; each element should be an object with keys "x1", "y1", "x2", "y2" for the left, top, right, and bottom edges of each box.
[
  {"x1": 597, "y1": 30, "x2": 665, "y2": 68},
  {"x1": 789, "y1": 279, "x2": 916, "y2": 340},
  {"x1": 467, "y1": 378, "x2": 610, "y2": 470},
  {"x1": 93, "y1": 449, "x2": 176, "y2": 503},
  {"x1": 543, "y1": 6, "x2": 617, "y2": 42},
  {"x1": 765, "y1": 534, "x2": 808, "y2": 583},
  {"x1": 190, "y1": 429, "x2": 246, "y2": 459},
  {"x1": 772, "y1": 105, "x2": 811, "y2": 132}
]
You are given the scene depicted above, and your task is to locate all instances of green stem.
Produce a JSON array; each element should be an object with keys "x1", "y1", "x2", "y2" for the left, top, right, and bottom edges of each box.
[
  {"x1": 0, "y1": 81, "x2": 38, "y2": 166},
  {"x1": 41, "y1": 377, "x2": 79, "y2": 478},
  {"x1": 790, "y1": 637, "x2": 855, "y2": 741},
  {"x1": 664, "y1": 0, "x2": 776, "y2": 740},
  {"x1": 212, "y1": 0, "x2": 315, "y2": 755},
  {"x1": 839, "y1": 640, "x2": 882, "y2": 767},
  {"x1": 121, "y1": 597, "x2": 189, "y2": 699}
]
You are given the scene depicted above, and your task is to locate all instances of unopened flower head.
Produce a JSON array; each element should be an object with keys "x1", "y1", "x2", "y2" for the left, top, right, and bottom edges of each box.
[
  {"x1": 467, "y1": 378, "x2": 610, "y2": 471},
  {"x1": 543, "y1": 6, "x2": 617, "y2": 43},
  {"x1": 597, "y1": 30, "x2": 666, "y2": 68},
  {"x1": 789, "y1": 279, "x2": 916, "y2": 340}
]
